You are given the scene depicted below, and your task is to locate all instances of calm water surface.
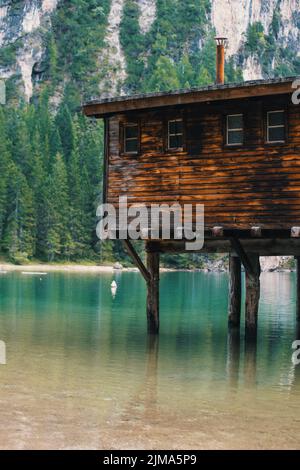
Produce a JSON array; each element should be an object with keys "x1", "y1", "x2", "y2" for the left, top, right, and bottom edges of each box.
[{"x1": 0, "y1": 271, "x2": 299, "y2": 449}]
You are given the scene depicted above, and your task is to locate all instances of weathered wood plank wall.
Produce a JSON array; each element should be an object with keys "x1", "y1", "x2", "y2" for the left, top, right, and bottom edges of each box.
[{"x1": 106, "y1": 93, "x2": 300, "y2": 231}]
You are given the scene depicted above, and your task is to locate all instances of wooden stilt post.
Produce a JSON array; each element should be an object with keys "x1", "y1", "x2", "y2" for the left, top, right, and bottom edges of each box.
[
  {"x1": 245, "y1": 253, "x2": 261, "y2": 338},
  {"x1": 146, "y1": 245, "x2": 160, "y2": 335},
  {"x1": 296, "y1": 257, "x2": 300, "y2": 321},
  {"x1": 228, "y1": 255, "x2": 242, "y2": 327}
]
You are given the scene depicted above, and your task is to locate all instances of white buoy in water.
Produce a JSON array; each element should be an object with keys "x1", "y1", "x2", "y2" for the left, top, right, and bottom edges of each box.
[{"x1": 111, "y1": 280, "x2": 117, "y2": 297}]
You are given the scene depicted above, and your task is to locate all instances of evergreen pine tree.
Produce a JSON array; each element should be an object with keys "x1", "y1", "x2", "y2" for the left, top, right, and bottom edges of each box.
[
  {"x1": 55, "y1": 104, "x2": 75, "y2": 162},
  {"x1": 3, "y1": 163, "x2": 35, "y2": 262},
  {"x1": 44, "y1": 153, "x2": 70, "y2": 261},
  {"x1": 0, "y1": 107, "x2": 10, "y2": 246}
]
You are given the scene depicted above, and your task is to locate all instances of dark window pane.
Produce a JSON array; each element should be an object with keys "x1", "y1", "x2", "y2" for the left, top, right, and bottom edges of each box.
[
  {"x1": 175, "y1": 120, "x2": 183, "y2": 134},
  {"x1": 228, "y1": 130, "x2": 243, "y2": 145},
  {"x1": 268, "y1": 111, "x2": 285, "y2": 127},
  {"x1": 228, "y1": 115, "x2": 243, "y2": 130},
  {"x1": 169, "y1": 135, "x2": 183, "y2": 149},
  {"x1": 125, "y1": 139, "x2": 138, "y2": 153},
  {"x1": 169, "y1": 135, "x2": 178, "y2": 149},
  {"x1": 176, "y1": 134, "x2": 183, "y2": 148},
  {"x1": 169, "y1": 121, "x2": 177, "y2": 134},
  {"x1": 169, "y1": 120, "x2": 183, "y2": 135},
  {"x1": 268, "y1": 126, "x2": 285, "y2": 142},
  {"x1": 125, "y1": 125, "x2": 138, "y2": 139}
]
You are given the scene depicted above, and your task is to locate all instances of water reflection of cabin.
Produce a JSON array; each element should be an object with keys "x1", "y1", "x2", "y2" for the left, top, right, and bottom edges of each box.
[{"x1": 83, "y1": 50, "x2": 300, "y2": 336}]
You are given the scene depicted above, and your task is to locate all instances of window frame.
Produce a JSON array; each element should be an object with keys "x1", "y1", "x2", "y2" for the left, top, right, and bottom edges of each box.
[
  {"x1": 123, "y1": 122, "x2": 140, "y2": 155},
  {"x1": 266, "y1": 110, "x2": 286, "y2": 144},
  {"x1": 167, "y1": 118, "x2": 184, "y2": 151},
  {"x1": 226, "y1": 114, "x2": 244, "y2": 147}
]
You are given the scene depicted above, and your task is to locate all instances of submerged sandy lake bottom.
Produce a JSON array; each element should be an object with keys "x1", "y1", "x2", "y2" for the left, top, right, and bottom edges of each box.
[{"x1": 0, "y1": 271, "x2": 299, "y2": 450}]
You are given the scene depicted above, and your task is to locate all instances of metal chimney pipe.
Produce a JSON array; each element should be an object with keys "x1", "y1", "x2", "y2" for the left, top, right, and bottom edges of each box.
[{"x1": 215, "y1": 38, "x2": 227, "y2": 85}]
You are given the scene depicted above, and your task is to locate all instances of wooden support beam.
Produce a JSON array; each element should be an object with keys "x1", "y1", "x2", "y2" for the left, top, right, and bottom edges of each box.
[
  {"x1": 146, "y1": 248, "x2": 160, "y2": 335},
  {"x1": 296, "y1": 256, "x2": 300, "y2": 321},
  {"x1": 245, "y1": 253, "x2": 261, "y2": 338},
  {"x1": 102, "y1": 117, "x2": 109, "y2": 204},
  {"x1": 229, "y1": 237, "x2": 254, "y2": 276},
  {"x1": 118, "y1": 229, "x2": 299, "y2": 242},
  {"x1": 123, "y1": 240, "x2": 150, "y2": 283},
  {"x1": 149, "y1": 239, "x2": 300, "y2": 256},
  {"x1": 228, "y1": 255, "x2": 242, "y2": 328}
]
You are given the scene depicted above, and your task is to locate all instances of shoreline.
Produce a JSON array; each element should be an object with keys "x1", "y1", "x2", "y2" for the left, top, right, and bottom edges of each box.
[
  {"x1": 0, "y1": 263, "x2": 115, "y2": 273},
  {"x1": 0, "y1": 263, "x2": 182, "y2": 274},
  {"x1": 0, "y1": 263, "x2": 142, "y2": 274},
  {"x1": 0, "y1": 262, "x2": 295, "y2": 274}
]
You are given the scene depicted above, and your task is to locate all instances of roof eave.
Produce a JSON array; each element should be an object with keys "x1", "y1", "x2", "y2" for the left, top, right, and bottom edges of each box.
[{"x1": 83, "y1": 77, "x2": 298, "y2": 118}]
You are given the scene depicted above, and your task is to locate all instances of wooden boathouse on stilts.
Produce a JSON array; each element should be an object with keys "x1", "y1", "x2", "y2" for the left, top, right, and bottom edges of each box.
[{"x1": 83, "y1": 39, "x2": 300, "y2": 336}]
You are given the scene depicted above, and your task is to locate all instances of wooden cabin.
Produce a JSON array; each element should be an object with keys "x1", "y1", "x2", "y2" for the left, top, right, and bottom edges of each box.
[{"x1": 83, "y1": 41, "x2": 300, "y2": 337}]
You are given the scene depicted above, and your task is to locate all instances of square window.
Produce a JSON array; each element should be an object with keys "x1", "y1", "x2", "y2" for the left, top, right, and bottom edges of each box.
[
  {"x1": 267, "y1": 111, "x2": 286, "y2": 143},
  {"x1": 226, "y1": 114, "x2": 243, "y2": 146},
  {"x1": 168, "y1": 119, "x2": 184, "y2": 150},
  {"x1": 124, "y1": 124, "x2": 139, "y2": 153}
]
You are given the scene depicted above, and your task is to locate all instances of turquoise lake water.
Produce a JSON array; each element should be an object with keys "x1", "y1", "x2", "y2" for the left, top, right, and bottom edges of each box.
[{"x1": 0, "y1": 271, "x2": 299, "y2": 449}]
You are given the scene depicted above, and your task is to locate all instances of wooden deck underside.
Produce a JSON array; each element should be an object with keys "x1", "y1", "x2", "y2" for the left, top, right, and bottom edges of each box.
[{"x1": 146, "y1": 238, "x2": 300, "y2": 256}]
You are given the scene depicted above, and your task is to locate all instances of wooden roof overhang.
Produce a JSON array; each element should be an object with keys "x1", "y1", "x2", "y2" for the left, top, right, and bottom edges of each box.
[{"x1": 83, "y1": 77, "x2": 299, "y2": 118}]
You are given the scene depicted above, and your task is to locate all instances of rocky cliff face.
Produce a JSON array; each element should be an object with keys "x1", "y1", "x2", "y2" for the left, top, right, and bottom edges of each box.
[
  {"x1": 212, "y1": 0, "x2": 300, "y2": 55},
  {"x1": 1, "y1": 0, "x2": 299, "y2": 101},
  {"x1": 0, "y1": 0, "x2": 58, "y2": 100},
  {"x1": 212, "y1": 0, "x2": 300, "y2": 80},
  {"x1": 98, "y1": 0, "x2": 157, "y2": 97}
]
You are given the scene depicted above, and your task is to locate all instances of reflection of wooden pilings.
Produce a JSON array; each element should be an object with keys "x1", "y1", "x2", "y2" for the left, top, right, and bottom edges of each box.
[
  {"x1": 245, "y1": 254, "x2": 261, "y2": 339},
  {"x1": 227, "y1": 327, "x2": 241, "y2": 387},
  {"x1": 147, "y1": 334, "x2": 159, "y2": 363},
  {"x1": 146, "y1": 246, "x2": 160, "y2": 335},
  {"x1": 228, "y1": 255, "x2": 242, "y2": 327},
  {"x1": 118, "y1": 336, "x2": 159, "y2": 424},
  {"x1": 296, "y1": 257, "x2": 300, "y2": 321},
  {"x1": 142, "y1": 336, "x2": 159, "y2": 421},
  {"x1": 244, "y1": 336, "x2": 257, "y2": 387},
  {"x1": 296, "y1": 320, "x2": 300, "y2": 340},
  {"x1": 294, "y1": 322, "x2": 300, "y2": 388}
]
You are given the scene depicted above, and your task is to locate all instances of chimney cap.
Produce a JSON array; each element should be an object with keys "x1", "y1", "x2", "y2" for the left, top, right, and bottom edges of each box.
[{"x1": 215, "y1": 37, "x2": 228, "y2": 46}]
